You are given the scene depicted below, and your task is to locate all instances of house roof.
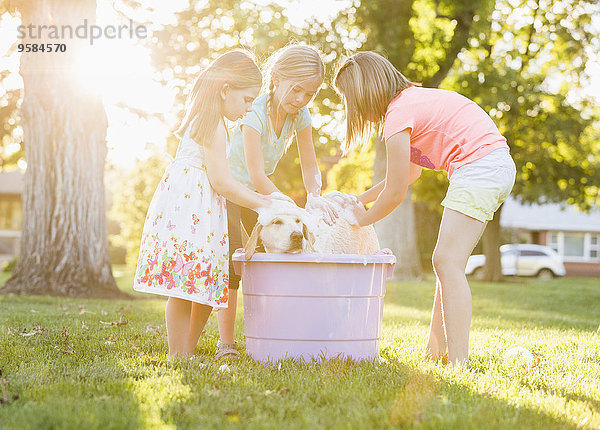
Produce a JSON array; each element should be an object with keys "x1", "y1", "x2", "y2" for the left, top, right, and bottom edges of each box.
[
  {"x1": 501, "y1": 197, "x2": 600, "y2": 232},
  {"x1": 0, "y1": 170, "x2": 24, "y2": 194}
]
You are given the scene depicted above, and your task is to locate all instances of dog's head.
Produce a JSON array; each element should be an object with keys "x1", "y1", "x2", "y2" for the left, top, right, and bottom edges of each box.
[{"x1": 245, "y1": 213, "x2": 316, "y2": 259}]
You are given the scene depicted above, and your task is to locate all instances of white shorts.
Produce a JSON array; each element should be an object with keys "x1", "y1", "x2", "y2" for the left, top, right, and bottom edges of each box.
[{"x1": 441, "y1": 148, "x2": 516, "y2": 222}]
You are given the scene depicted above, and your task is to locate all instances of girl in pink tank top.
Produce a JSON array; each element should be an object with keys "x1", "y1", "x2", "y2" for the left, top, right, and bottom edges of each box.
[{"x1": 334, "y1": 51, "x2": 515, "y2": 366}]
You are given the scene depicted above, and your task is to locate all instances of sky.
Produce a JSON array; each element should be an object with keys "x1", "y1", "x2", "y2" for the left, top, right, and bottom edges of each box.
[{"x1": 0, "y1": 0, "x2": 598, "y2": 170}]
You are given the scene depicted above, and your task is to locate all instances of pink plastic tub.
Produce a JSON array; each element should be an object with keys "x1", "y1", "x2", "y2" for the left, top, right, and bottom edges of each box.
[{"x1": 232, "y1": 250, "x2": 396, "y2": 362}]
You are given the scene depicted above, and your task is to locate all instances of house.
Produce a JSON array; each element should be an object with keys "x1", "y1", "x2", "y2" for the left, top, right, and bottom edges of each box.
[
  {"x1": 0, "y1": 170, "x2": 23, "y2": 264},
  {"x1": 501, "y1": 197, "x2": 600, "y2": 277},
  {"x1": 0, "y1": 169, "x2": 127, "y2": 265}
]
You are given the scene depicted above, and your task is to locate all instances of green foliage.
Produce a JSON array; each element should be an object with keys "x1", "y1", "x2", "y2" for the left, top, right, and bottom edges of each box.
[
  {"x1": 147, "y1": 0, "x2": 360, "y2": 202},
  {"x1": 354, "y1": 0, "x2": 600, "y2": 211},
  {"x1": 106, "y1": 0, "x2": 600, "y2": 273},
  {"x1": 1, "y1": 272, "x2": 599, "y2": 428},
  {"x1": 326, "y1": 142, "x2": 375, "y2": 195},
  {"x1": 149, "y1": 0, "x2": 295, "y2": 116},
  {"x1": 150, "y1": 1, "x2": 297, "y2": 200},
  {"x1": 444, "y1": 0, "x2": 600, "y2": 210},
  {"x1": 1, "y1": 256, "x2": 17, "y2": 273}
]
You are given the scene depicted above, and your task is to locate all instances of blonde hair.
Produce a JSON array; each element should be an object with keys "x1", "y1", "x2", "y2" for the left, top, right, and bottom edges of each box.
[
  {"x1": 177, "y1": 49, "x2": 262, "y2": 147},
  {"x1": 334, "y1": 51, "x2": 417, "y2": 153},
  {"x1": 263, "y1": 44, "x2": 325, "y2": 150}
]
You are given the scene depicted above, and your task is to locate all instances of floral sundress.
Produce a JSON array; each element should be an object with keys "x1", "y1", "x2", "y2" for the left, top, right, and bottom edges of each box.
[{"x1": 134, "y1": 126, "x2": 229, "y2": 308}]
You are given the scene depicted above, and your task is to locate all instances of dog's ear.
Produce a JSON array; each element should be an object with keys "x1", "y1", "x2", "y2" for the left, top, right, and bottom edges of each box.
[
  {"x1": 245, "y1": 223, "x2": 263, "y2": 260},
  {"x1": 302, "y1": 223, "x2": 316, "y2": 252}
]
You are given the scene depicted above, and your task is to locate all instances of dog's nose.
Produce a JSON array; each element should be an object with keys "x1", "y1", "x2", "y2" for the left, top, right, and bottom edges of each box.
[{"x1": 291, "y1": 231, "x2": 303, "y2": 241}]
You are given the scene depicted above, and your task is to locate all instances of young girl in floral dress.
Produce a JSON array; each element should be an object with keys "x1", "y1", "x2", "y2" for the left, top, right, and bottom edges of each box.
[{"x1": 134, "y1": 50, "x2": 277, "y2": 357}]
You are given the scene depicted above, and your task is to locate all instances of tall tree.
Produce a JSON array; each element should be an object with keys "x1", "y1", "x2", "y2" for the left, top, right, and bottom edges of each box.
[{"x1": 1, "y1": 0, "x2": 125, "y2": 298}]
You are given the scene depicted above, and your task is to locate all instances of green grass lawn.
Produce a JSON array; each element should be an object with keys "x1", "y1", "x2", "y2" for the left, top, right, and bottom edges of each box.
[{"x1": 1, "y1": 268, "x2": 599, "y2": 429}]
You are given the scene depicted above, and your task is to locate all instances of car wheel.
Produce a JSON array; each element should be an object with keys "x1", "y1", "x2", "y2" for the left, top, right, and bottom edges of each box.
[
  {"x1": 537, "y1": 269, "x2": 554, "y2": 280},
  {"x1": 471, "y1": 267, "x2": 485, "y2": 281}
]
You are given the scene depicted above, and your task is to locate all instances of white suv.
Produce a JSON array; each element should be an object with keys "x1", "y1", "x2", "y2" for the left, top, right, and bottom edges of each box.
[{"x1": 466, "y1": 244, "x2": 566, "y2": 280}]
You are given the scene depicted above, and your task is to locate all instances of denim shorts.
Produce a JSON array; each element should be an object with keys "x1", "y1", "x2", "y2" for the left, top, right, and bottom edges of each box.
[{"x1": 441, "y1": 148, "x2": 516, "y2": 222}]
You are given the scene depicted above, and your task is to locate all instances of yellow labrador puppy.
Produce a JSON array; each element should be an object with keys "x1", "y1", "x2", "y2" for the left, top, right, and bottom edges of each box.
[
  {"x1": 245, "y1": 213, "x2": 315, "y2": 259},
  {"x1": 245, "y1": 194, "x2": 379, "y2": 259}
]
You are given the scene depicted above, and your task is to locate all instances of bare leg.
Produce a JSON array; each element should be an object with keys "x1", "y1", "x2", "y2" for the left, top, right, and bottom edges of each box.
[
  {"x1": 431, "y1": 208, "x2": 487, "y2": 365},
  {"x1": 186, "y1": 302, "x2": 213, "y2": 355},
  {"x1": 217, "y1": 289, "x2": 238, "y2": 344},
  {"x1": 425, "y1": 279, "x2": 447, "y2": 361},
  {"x1": 165, "y1": 297, "x2": 192, "y2": 358}
]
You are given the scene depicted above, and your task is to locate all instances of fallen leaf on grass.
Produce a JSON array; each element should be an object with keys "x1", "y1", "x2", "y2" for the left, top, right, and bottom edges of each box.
[
  {"x1": 100, "y1": 315, "x2": 128, "y2": 326},
  {"x1": 19, "y1": 324, "x2": 48, "y2": 337},
  {"x1": 77, "y1": 306, "x2": 95, "y2": 315},
  {"x1": 104, "y1": 334, "x2": 120, "y2": 345},
  {"x1": 53, "y1": 345, "x2": 75, "y2": 355},
  {"x1": 522, "y1": 350, "x2": 545, "y2": 377},
  {"x1": 20, "y1": 332, "x2": 38, "y2": 337},
  {"x1": 225, "y1": 411, "x2": 240, "y2": 424},
  {"x1": 504, "y1": 346, "x2": 545, "y2": 377}
]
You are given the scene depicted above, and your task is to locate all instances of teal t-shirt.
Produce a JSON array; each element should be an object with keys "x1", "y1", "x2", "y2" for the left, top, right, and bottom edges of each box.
[{"x1": 229, "y1": 93, "x2": 312, "y2": 189}]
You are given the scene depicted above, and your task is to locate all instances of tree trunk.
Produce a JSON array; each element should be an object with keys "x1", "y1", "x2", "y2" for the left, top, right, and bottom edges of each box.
[
  {"x1": 372, "y1": 135, "x2": 423, "y2": 280},
  {"x1": 1, "y1": 0, "x2": 126, "y2": 298},
  {"x1": 481, "y1": 204, "x2": 503, "y2": 282}
]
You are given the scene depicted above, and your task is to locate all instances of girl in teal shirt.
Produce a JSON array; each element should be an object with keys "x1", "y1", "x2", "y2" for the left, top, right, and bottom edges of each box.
[{"x1": 216, "y1": 44, "x2": 338, "y2": 358}]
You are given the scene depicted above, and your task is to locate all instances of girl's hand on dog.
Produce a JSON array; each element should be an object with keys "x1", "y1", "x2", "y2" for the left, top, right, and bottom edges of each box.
[
  {"x1": 306, "y1": 193, "x2": 339, "y2": 226},
  {"x1": 267, "y1": 191, "x2": 296, "y2": 205},
  {"x1": 323, "y1": 191, "x2": 358, "y2": 207}
]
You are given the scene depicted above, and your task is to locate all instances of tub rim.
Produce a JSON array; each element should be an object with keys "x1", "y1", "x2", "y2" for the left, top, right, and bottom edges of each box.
[{"x1": 232, "y1": 249, "x2": 396, "y2": 265}]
